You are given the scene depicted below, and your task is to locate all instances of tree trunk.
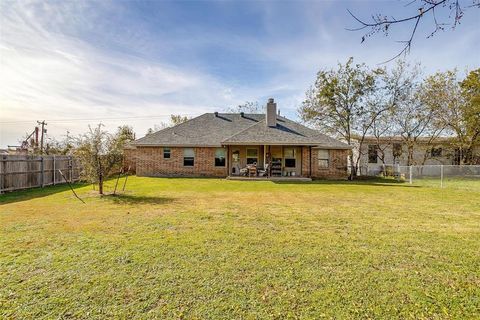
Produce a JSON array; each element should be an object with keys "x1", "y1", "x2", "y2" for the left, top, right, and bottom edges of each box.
[
  {"x1": 98, "y1": 173, "x2": 104, "y2": 195},
  {"x1": 407, "y1": 144, "x2": 414, "y2": 166},
  {"x1": 349, "y1": 153, "x2": 356, "y2": 180}
]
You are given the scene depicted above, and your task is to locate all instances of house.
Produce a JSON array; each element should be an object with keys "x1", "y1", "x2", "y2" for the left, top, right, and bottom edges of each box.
[
  {"x1": 355, "y1": 136, "x2": 480, "y2": 175},
  {"x1": 128, "y1": 98, "x2": 352, "y2": 179}
]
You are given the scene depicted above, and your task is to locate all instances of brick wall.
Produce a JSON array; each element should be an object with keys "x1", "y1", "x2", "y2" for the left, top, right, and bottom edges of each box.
[
  {"x1": 301, "y1": 147, "x2": 311, "y2": 177},
  {"x1": 311, "y1": 148, "x2": 349, "y2": 179},
  {"x1": 136, "y1": 146, "x2": 228, "y2": 177},
  {"x1": 132, "y1": 145, "x2": 348, "y2": 179},
  {"x1": 123, "y1": 147, "x2": 137, "y2": 173}
]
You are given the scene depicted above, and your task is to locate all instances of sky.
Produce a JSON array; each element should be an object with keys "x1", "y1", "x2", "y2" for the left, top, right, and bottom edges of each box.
[{"x1": 1, "y1": 0, "x2": 479, "y2": 148}]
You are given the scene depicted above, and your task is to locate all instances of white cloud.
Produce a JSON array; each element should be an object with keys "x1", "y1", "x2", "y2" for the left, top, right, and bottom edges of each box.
[
  {"x1": 1, "y1": 1, "x2": 478, "y2": 147},
  {"x1": 0, "y1": 1, "x2": 245, "y2": 146}
]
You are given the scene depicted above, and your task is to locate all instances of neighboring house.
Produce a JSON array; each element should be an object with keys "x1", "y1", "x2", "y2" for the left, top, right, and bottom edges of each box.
[
  {"x1": 356, "y1": 136, "x2": 479, "y2": 175},
  {"x1": 127, "y1": 98, "x2": 351, "y2": 179}
]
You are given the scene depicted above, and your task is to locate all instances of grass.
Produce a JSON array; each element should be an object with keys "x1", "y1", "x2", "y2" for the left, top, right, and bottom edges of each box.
[
  {"x1": 1, "y1": 177, "x2": 479, "y2": 319},
  {"x1": 411, "y1": 177, "x2": 480, "y2": 191}
]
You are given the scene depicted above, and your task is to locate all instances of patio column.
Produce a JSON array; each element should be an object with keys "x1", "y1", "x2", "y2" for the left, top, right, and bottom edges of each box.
[
  {"x1": 226, "y1": 145, "x2": 229, "y2": 177},
  {"x1": 227, "y1": 146, "x2": 233, "y2": 177},
  {"x1": 263, "y1": 145, "x2": 267, "y2": 169}
]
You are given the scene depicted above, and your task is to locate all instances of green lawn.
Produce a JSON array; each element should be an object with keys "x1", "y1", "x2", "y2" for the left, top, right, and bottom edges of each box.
[
  {"x1": 1, "y1": 177, "x2": 479, "y2": 319},
  {"x1": 411, "y1": 177, "x2": 480, "y2": 191}
]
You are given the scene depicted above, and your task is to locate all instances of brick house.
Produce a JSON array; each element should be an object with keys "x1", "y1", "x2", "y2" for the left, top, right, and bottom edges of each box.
[{"x1": 128, "y1": 98, "x2": 351, "y2": 180}]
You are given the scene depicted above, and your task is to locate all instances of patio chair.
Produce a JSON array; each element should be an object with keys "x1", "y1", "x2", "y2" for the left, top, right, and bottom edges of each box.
[
  {"x1": 239, "y1": 166, "x2": 248, "y2": 176},
  {"x1": 257, "y1": 164, "x2": 269, "y2": 177}
]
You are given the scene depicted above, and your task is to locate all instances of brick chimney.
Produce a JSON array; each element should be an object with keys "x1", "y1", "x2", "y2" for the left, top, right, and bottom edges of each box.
[{"x1": 266, "y1": 98, "x2": 277, "y2": 127}]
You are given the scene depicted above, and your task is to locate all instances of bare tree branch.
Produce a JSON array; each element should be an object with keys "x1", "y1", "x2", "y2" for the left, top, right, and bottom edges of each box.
[{"x1": 347, "y1": 0, "x2": 479, "y2": 62}]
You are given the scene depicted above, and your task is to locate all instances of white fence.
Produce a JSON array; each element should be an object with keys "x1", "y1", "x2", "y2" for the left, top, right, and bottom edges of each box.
[
  {"x1": 398, "y1": 165, "x2": 480, "y2": 188},
  {"x1": 355, "y1": 164, "x2": 480, "y2": 189}
]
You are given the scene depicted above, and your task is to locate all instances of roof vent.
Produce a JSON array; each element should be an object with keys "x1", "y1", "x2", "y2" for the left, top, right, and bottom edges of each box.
[
  {"x1": 240, "y1": 112, "x2": 244, "y2": 118},
  {"x1": 214, "y1": 111, "x2": 218, "y2": 117},
  {"x1": 266, "y1": 98, "x2": 277, "y2": 127}
]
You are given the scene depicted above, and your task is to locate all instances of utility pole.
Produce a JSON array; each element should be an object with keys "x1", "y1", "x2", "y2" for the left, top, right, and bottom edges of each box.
[{"x1": 37, "y1": 120, "x2": 47, "y2": 154}]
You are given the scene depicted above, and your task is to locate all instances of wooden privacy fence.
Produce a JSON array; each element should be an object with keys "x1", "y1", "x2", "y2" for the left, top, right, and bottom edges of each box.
[{"x1": 0, "y1": 155, "x2": 81, "y2": 193}]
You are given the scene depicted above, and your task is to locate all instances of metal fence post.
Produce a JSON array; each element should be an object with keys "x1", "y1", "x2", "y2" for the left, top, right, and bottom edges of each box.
[
  {"x1": 440, "y1": 165, "x2": 444, "y2": 188},
  {"x1": 41, "y1": 156, "x2": 45, "y2": 188},
  {"x1": 409, "y1": 165, "x2": 412, "y2": 184}
]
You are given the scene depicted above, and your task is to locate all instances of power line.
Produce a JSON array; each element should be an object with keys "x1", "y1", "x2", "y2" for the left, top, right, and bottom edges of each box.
[{"x1": 0, "y1": 113, "x2": 200, "y2": 125}]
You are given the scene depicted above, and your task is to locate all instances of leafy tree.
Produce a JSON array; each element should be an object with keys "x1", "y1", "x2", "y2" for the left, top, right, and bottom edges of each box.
[
  {"x1": 299, "y1": 57, "x2": 385, "y2": 177},
  {"x1": 45, "y1": 136, "x2": 74, "y2": 155},
  {"x1": 75, "y1": 124, "x2": 133, "y2": 195},
  {"x1": 421, "y1": 69, "x2": 480, "y2": 164},
  {"x1": 116, "y1": 125, "x2": 136, "y2": 146},
  {"x1": 147, "y1": 114, "x2": 190, "y2": 134},
  {"x1": 460, "y1": 69, "x2": 480, "y2": 162},
  {"x1": 170, "y1": 114, "x2": 190, "y2": 126}
]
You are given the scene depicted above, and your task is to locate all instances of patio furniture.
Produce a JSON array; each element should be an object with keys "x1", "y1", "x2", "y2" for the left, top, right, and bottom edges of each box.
[
  {"x1": 247, "y1": 163, "x2": 257, "y2": 177},
  {"x1": 270, "y1": 159, "x2": 282, "y2": 177},
  {"x1": 257, "y1": 164, "x2": 269, "y2": 177},
  {"x1": 239, "y1": 167, "x2": 248, "y2": 176}
]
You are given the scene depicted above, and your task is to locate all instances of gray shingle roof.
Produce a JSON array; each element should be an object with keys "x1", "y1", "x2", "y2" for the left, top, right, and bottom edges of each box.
[{"x1": 132, "y1": 113, "x2": 351, "y2": 149}]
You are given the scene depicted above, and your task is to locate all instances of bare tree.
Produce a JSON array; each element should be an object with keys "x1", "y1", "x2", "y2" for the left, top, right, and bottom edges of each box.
[
  {"x1": 390, "y1": 64, "x2": 445, "y2": 165},
  {"x1": 225, "y1": 101, "x2": 263, "y2": 113},
  {"x1": 348, "y1": 0, "x2": 480, "y2": 61},
  {"x1": 368, "y1": 60, "x2": 422, "y2": 164}
]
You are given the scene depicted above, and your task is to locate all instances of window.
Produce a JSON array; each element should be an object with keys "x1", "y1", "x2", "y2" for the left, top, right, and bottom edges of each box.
[
  {"x1": 368, "y1": 145, "x2": 378, "y2": 164},
  {"x1": 431, "y1": 147, "x2": 443, "y2": 157},
  {"x1": 284, "y1": 147, "x2": 296, "y2": 168},
  {"x1": 318, "y1": 149, "x2": 329, "y2": 168},
  {"x1": 246, "y1": 148, "x2": 258, "y2": 165},
  {"x1": 392, "y1": 143, "x2": 402, "y2": 157},
  {"x1": 183, "y1": 148, "x2": 195, "y2": 166},
  {"x1": 163, "y1": 147, "x2": 171, "y2": 159},
  {"x1": 215, "y1": 148, "x2": 226, "y2": 167}
]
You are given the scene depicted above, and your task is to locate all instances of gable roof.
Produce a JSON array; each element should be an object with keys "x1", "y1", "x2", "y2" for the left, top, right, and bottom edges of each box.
[
  {"x1": 223, "y1": 117, "x2": 351, "y2": 148},
  {"x1": 132, "y1": 113, "x2": 351, "y2": 149}
]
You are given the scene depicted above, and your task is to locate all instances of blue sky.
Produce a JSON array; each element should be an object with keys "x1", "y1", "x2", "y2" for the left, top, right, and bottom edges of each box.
[{"x1": 1, "y1": 0, "x2": 479, "y2": 147}]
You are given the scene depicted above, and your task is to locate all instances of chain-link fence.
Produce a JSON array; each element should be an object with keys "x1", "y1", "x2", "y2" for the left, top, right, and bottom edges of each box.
[
  {"x1": 351, "y1": 164, "x2": 480, "y2": 190},
  {"x1": 397, "y1": 165, "x2": 480, "y2": 190}
]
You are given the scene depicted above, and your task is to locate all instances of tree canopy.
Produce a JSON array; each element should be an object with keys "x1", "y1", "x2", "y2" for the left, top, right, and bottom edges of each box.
[{"x1": 299, "y1": 59, "x2": 480, "y2": 172}]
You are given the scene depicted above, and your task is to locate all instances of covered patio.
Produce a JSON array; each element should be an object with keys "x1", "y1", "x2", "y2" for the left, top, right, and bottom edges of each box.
[{"x1": 225, "y1": 144, "x2": 312, "y2": 179}]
